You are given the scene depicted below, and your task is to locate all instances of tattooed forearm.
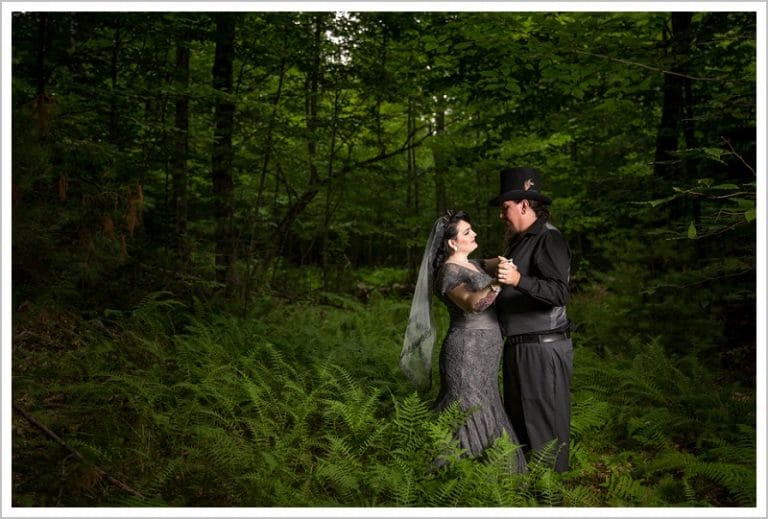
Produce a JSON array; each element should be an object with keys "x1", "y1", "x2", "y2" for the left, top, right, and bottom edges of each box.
[{"x1": 472, "y1": 290, "x2": 498, "y2": 312}]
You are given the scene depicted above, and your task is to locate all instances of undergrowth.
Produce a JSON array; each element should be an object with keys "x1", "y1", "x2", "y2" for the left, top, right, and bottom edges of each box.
[{"x1": 11, "y1": 291, "x2": 756, "y2": 507}]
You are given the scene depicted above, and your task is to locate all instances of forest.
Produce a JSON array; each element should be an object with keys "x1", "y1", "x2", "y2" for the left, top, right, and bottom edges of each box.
[{"x1": 7, "y1": 6, "x2": 760, "y2": 511}]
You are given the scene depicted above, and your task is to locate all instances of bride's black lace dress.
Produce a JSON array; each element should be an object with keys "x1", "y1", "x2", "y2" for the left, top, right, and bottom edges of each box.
[{"x1": 433, "y1": 260, "x2": 527, "y2": 472}]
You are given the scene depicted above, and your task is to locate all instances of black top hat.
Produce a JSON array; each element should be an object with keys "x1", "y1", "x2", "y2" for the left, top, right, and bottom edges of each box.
[{"x1": 488, "y1": 167, "x2": 552, "y2": 206}]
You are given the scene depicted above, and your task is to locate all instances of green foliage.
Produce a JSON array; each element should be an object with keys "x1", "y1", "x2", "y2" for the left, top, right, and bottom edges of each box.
[
  {"x1": 12, "y1": 292, "x2": 756, "y2": 507},
  {"x1": 568, "y1": 341, "x2": 756, "y2": 507}
]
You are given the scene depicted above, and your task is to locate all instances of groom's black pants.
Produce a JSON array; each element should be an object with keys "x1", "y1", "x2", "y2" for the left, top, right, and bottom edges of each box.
[{"x1": 502, "y1": 334, "x2": 573, "y2": 473}]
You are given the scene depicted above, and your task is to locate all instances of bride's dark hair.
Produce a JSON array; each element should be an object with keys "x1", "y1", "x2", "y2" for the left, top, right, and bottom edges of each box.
[{"x1": 432, "y1": 210, "x2": 470, "y2": 275}]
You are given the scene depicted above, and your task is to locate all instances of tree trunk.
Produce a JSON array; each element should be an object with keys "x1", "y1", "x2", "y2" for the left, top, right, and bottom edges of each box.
[
  {"x1": 406, "y1": 98, "x2": 420, "y2": 279},
  {"x1": 653, "y1": 13, "x2": 701, "y2": 250},
  {"x1": 263, "y1": 15, "x2": 325, "y2": 273},
  {"x1": 34, "y1": 13, "x2": 50, "y2": 141},
  {"x1": 653, "y1": 12, "x2": 693, "y2": 187},
  {"x1": 374, "y1": 25, "x2": 388, "y2": 155},
  {"x1": 172, "y1": 44, "x2": 190, "y2": 264},
  {"x1": 109, "y1": 21, "x2": 122, "y2": 143},
  {"x1": 241, "y1": 34, "x2": 287, "y2": 312},
  {"x1": 211, "y1": 14, "x2": 237, "y2": 292},
  {"x1": 432, "y1": 110, "x2": 447, "y2": 214},
  {"x1": 35, "y1": 14, "x2": 48, "y2": 98},
  {"x1": 321, "y1": 69, "x2": 342, "y2": 293}
]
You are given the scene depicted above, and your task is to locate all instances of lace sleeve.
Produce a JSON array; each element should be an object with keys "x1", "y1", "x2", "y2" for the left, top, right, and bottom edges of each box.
[{"x1": 436, "y1": 264, "x2": 466, "y2": 296}]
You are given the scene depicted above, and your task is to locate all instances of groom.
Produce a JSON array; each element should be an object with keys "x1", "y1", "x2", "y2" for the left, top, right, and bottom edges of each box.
[{"x1": 489, "y1": 166, "x2": 573, "y2": 473}]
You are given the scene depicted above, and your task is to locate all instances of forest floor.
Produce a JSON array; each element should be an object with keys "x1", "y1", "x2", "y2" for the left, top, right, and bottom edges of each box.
[{"x1": 10, "y1": 289, "x2": 757, "y2": 508}]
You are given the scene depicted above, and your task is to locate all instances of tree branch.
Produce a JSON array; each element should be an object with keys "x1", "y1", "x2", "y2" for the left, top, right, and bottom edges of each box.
[
  {"x1": 721, "y1": 136, "x2": 756, "y2": 176},
  {"x1": 573, "y1": 50, "x2": 738, "y2": 82},
  {"x1": 353, "y1": 123, "x2": 433, "y2": 168},
  {"x1": 678, "y1": 189, "x2": 755, "y2": 200},
  {"x1": 13, "y1": 402, "x2": 146, "y2": 499}
]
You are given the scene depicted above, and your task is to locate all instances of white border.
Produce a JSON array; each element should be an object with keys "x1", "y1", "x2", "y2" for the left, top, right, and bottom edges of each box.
[
  {"x1": 0, "y1": 1, "x2": 766, "y2": 13},
  {"x1": 0, "y1": 506, "x2": 766, "y2": 518},
  {"x1": 2, "y1": 2, "x2": 765, "y2": 518}
]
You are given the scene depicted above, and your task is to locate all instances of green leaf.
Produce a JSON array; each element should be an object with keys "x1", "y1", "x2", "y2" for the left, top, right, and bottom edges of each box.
[
  {"x1": 732, "y1": 198, "x2": 756, "y2": 210},
  {"x1": 701, "y1": 147, "x2": 726, "y2": 163},
  {"x1": 687, "y1": 221, "x2": 697, "y2": 239}
]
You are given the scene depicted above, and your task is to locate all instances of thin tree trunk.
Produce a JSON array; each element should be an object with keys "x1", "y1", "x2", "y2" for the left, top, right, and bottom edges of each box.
[
  {"x1": 256, "y1": 54, "x2": 286, "y2": 210},
  {"x1": 375, "y1": 25, "x2": 388, "y2": 155},
  {"x1": 211, "y1": 14, "x2": 237, "y2": 292},
  {"x1": 172, "y1": 44, "x2": 190, "y2": 264},
  {"x1": 34, "y1": 13, "x2": 51, "y2": 141},
  {"x1": 109, "y1": 21, "x2": 121, "y2": 143},
  {"x1": 406, "y1": 98, "x2": 420, "y2": 279},
  {"x1": 653, "y1": 12, "x2": 693, "y2": 187},
  {"x1": 241, "y1": 26, "x2": 290, "y2": 312},
  {"x1": 653, "y1": 13, "x2": 700, "y2": 248},
  {"x1": 35, "y1": 14, "x2": 48, "y2": 98},
  {"x1": 263, "y1": 15, "x2": 324, "y2": 272},
  {"x1": 321, "y1": 73, "x2": 341, "y2": 293},
  {"x1": 432, "y1": 110, "x2": 447, "y2": 214}
]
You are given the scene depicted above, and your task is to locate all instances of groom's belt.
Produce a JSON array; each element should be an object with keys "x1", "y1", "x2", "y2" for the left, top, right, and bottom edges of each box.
[{"x1": 506, "y1": 331, "x2": 571, "y2": 345}]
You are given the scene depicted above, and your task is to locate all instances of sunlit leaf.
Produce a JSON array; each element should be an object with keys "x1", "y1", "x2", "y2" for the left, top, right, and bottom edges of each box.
[{"x1": 687, "y1": 221, "x2": 697, "y2": 239}]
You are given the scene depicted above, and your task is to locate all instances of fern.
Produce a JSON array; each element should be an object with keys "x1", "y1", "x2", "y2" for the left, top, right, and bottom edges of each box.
[
  {"x1": 425, "y1": 402, "x2": 470, "y2": 468},
  {"x1": 313, "y1": 435, "x2": 364, "y2": 501},
  {"x1": 137, "y1": 456, "x2": 184, "y2": 501},
  {"x1": 561, "y1": 483, "x2": 603, "y2": 507},
  {"x1": 13, "y1": 293, "x2": 756, "y2": 507},
  {"x1": 321, "y1": 372, "x2": 384, "y2": 443},
  {"x1": 569, "y1": 396, "x2": 611, "y2": 441},
  {"x1": 371, "y1": 460, "x2": 416, "y2": 506},
  {"x1": 391, "y1": 393, "x2": 432, "y2": 454},
  {"x1": 426, "y1": 477, "x2": 465, "y2": 506},
  {"x1": 128, "y1": 290, "x2": 186, "y2": 336},
  {"x1": 681, "y1": 476, "x2": 698, "y2": 506},
  {"x1": 686, "y1": 461, "x2": 756, "y2": 506},
  {"x1": 604, "y1": 472, "x2": 649, "y2": 506}
]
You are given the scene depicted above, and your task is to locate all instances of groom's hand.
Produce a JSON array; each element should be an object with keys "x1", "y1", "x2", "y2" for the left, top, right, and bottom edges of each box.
[{"x1": 496, "y1": 256, "x2": 520, "y2": 286}]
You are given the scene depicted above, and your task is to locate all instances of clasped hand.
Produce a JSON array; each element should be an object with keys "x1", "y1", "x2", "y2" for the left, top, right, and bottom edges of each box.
[{"x1": 496, "y1": 256, "x2": 520, "y2": 287}]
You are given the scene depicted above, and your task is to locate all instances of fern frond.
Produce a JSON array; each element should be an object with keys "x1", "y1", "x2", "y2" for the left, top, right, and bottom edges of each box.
[
  {"x1": 686, "y1": 461, "x2": 756, "y2": 506},
  {"x1": 626, "y1": 409, "x2": 674, "y2": 449},
  {"x1": 605, "y1": 472, "x2": 648, "y2": 505},
  {"x1": 425, "y1": 477, "x2": 465, "y2": 507},
  {"x1": 426, "y1": 406, "x2": 468, "y2": 468},
  {"x1": 66, "y1": 438, "x2": 112, "y2": 464},
  {"x1": 570, "y1": 396, "x2": 611, "y2": 440},
  {"x1": 129, "y1": 291, "x2": 186, "y2": 335},
  {"x1": 527, "y1": 439, "x2": 562, "y2": 474},
  {"x1": 681, "y1": 476, "x2": 698, "y2": 506},
  {"x1": 193, "y1": 424, "x2": 254, "y2": 472},
  {"x1": 391, "y1": 393, "x2": 431, "y2": 452},
  {"x1": 313, "y1": 435, "x2": 363, "y2": 501},
  {"x1": 482, "y1": 431, "x2": 526, "y2": 478},
  {"x1": 561, "y1": 483, "x2": 603, "y2": 507},
  {"x1": 144, "y1": 456, "x2": 182, "y2": 495},
  {"x1": 536, "y1": 470, "x2": 564, "y2": 506},
  {"x1": 367, "y1": 460, "x2": 416, "y2": 506}
]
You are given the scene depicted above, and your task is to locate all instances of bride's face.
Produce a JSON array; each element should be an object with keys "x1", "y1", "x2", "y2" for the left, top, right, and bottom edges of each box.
[{"x1": 450, "y1": 220, "x2": 478, "y2": 256}]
